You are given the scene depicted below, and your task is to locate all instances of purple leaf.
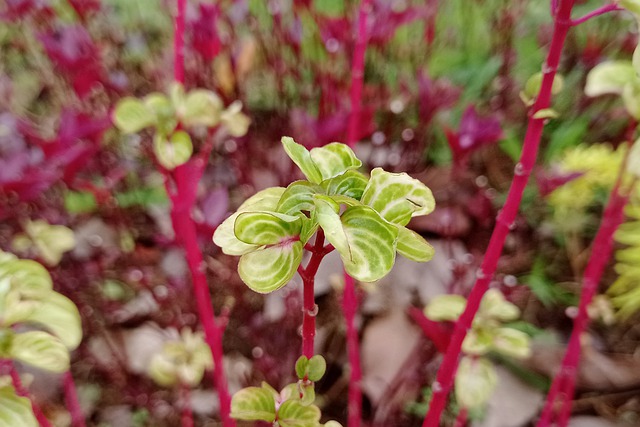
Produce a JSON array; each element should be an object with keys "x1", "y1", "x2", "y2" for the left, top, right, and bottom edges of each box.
[
  {"x1": 536, "y1": 169, "x2": 584, "y2": 197},
  {"x1": 190, "y1": 3, "x2": 222, "y2": 61},
  {"x1": 446, "y1": 105, "x2": 503, "y2": 163},
  {"x1": 417, "y1": 72, "x2": 460, "y2": 126}
]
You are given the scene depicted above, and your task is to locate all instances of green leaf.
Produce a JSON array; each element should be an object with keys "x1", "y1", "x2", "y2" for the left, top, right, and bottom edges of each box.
[
  {"x1": 462, "y1": 328, "x2": 493, "y2": 355},
  {"x1": 424, "y1": 294, "x2": 466, "y2": 322},
  {"x1": 281, "y1": 137, "x2": 323, "y2": 184},
  {"x1": 585, "y1": 61, "x2": 636, "y2": 97},
  {"x1": 10, "y1": 331, "x2": 70, "y2": 372},
  {"x1": 622, "y1": 80, "x2": 640, "y2": 119},
  {"x1": 143, "y1": 93, "x2": 176, "y2": 134},
  {"x1": 230, "y1": 387, "x2": 276, "y2": 422},
  {"x1": 295, "y1": 356, "x2": 309, "y2": 380},
  {"x1": 64, "y1": 191, "x2": 97, "y2": 214},
  {"x1": 396, "y1": 227, "x2": 434, "y2": 262},
  {"x1": 213, "y1": 187, "x2": 286, "y2": 255},
  {"x1": 309, "y1": 143, "x2": 362, "y2": 181},
  {"x1": 153, "y1": 131, "x2": 193, "y2": 170},
  {"x1": 234, "y1": 212, "x2": 302, "y2": 245},
  {"x1": 277, "y1": 400, "x2": 321, "y2": 427},
  {"x1": 480, "y1": 289, "x2": 520, "y2": 321},
  {"x1": 0, "y1": 259, "x2": 52, "y2": 292},
  {"x1": 277, "y1": 181, "x2": 321, "y2": 216},
  {"x1": 20, "y1": 291, "x2": 82, "y2": 350},
  {"x1": 0, "y1": 385, "x2": 38, "y2": 427},
  {"x1": 621, "y1": 0, "x2": 640, "y2": 15},
  {"x1": 221, "y1": 101, "x2": 251, "y2": 137},
  {"x1": 315, "y1": 196, "x2": 398, "y2": 282},
  {"x1": 491, "y1": 327, "x2": 531, "y2": 359},
  {"x1": 321, "y1": 170, "x2": 369, "y2": 200},
  {"x1": 361, "y1": 168, "x2": 435, "y2": 226},
  {"x1": 307, "y1": 355, "x2": 326, "y2": 382},
  {"x1": 113, "y1": 97, "x2": 156, "y2": 133},
  {"x1": 454, "y1": 356, "x2": 498, "y2": 410},
  {"x1": 181, "y1": 89, "x2": 223, "y2": 127},
  {"x1": 524, "y1": 72, "x2": 563, "y2": 99},
  {"x1": 24, "y1": 220, "x2": 75, "y2": 266},
  {"x1": 238, "y1": 242, "x2": 303, "y2": 293}
]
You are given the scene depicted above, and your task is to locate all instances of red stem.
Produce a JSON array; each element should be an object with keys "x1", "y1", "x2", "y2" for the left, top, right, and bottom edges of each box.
[
  {"x1": 452, "y1": 407, "x2": 468, "y2": 427},
  {"x1": 570, "y1": 3, "x2": 622, "y2": 26},
  {"x1": 299, "y1": 229, "x2": 327, "y2": 358},
  {"x1": 0, "y1": 360, "x2": 52, "y2": 427},
  {"x1": 425, "y1": 0, "x2": 439, "y2": 47},
  {"x1": 536, "y1": 173, "x2": 634, "y2": 427},
  {"x1": 342, "y1": 273, "x2": 362, "y2": 427},
  {"x1": 63, "y1": 371, "x2": 86, "y2": 427},
  {"x1": 422, "y1": 1, "x2": 576, "y2": 425},
  {"x1": 407, "y1": 306, "x2": 451, "y2": 354},
  {"x1": 181, "y1": 384, "x2": 195, "y2": 427},
  {"x1": 174, "y1": 0, "x2": 186, "y2": 84}
]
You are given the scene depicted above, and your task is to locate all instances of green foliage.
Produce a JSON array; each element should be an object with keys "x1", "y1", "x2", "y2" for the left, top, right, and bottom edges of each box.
[
  {"x1": 11, "y1": 220, "x2": 75, "y2": 266},
  {"x1": 609, "y1": 204, "x2": 640, "y2": 319},
  {"x1": 0, "y1": 251, "x2": 82, "y2": 373},
  {"x1": 0, "y1": 383, "x2": 38, "y2": 427},
  {"x1": 454, "y1": 356, "x2": 498, "y2": 410},
  {"x1": 295, "y1": 355, "x2": 327, "y2": 382},
  {"x1": 113, "y1": 83, "x2": 250, "y2": 170},
  {"x1": 214, "y1": 137, "x2": 435, "y2": 292}
]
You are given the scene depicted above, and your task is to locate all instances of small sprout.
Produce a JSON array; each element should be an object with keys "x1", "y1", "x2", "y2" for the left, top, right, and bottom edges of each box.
[
  {"x1": 524, "y1": 72, "x2": 564, "y2": 100},
  {"x1": 295, "y1": 355, "x2": 327, "y2": 382},
  {"x1": 221, "y1": 101, "x2": 251, "y2": 137},
  {"x1": 152, "y1": 130, "x2": 194, "y2": 170},
  {"x1": 113, "y1": 97, "x2": 156, "y2": 133},
  {"x1": 424, "y1": 294, "x2": 466, "y2": 321}
]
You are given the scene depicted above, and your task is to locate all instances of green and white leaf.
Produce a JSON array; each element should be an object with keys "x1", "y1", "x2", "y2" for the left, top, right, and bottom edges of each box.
[
  {"x1": 25, "y1": 220, "x2": 75, "y2": 266},
  {"x1": 19, "y1": 292, "x2": 82, "y2": 349},
  {"x1": 277, "y1": 400, "x2": 321, "y2": 427},
  {"x1": 480, "y1": 289, "x2": 520, "y2": 321},
  {"x1": 181, "y1": 89, "x2": 223, "y2": 127},
  {"x1": 621, "y1": 0, "x2": 640, "y2": 16},
  {"x1": 0, "y1": 259, "x2": 52, "y2": 292},
  {"x1": 461, "y1": 327, "x2": 494, "y2": 356},
  {"x1": 361, "y1": 168, "x2": 435, "y2": 226},
  {"x1": 0, "y1": 385, "x2": 38, "y2": 427},
  {"x1": 491, "y1": 327, "x2": 531, "y2": 359},
  {"x1": 455, "y1": 356, "x2": 498, "y2": 410},
  {"x1": 281, "y1": 137, "x2": 323, "y2": 184},
  {"x1": 213, "y1": 187, "x2": 286, "y2": 255},
  {"x1": 585, "y1": 61, "x2": 636, "y2": 97},
  {"x1": 315, "y1": 196, "x2": 398, "y2": 282},
  {"x1": 424, "y1": 294, "x2": 466, "y2": 322},
  {"x1": 238, "y1": 242, "x2": 303, "y2": 293},
  {"x1": 234, "y1": 212, "x2": 301, "y2": 245},
  {"x1": 10, "y1": 331, "x2": 70, "y2": 372},
  {"x1": 309, "y1": 143, "x2": 362, "y2": 181},
  {"x1": 321, "y1": 170, "x2": 369, "y2": 200},
  {"x1": 221, "y1": 101, "x2": 251, "y2": 137},
  {"x1": 230, "y1": 387, "x2": 276, "y2": 422},
  {"x1": 396, "y1": 226, "x2": 434, "y2": 262},
  {"x1": 113, "y1": 97, "x2": 155, "y2": 133},
  {"x1": 277, "y1": 181, "x2": 321, "y2": 216},
  {"x1": 153, "y1": 131, "x2": 193, "y2": 170}
]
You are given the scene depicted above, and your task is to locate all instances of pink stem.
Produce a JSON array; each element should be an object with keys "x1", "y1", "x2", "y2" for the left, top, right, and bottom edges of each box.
[
  {"x1": 342, "y1": 2, "x2": 372, "y2": 424},
  {"x1": 181, "y1": 384, "x2": 194, "y2": 427},
  {"x1": 422, "y1": 1, "x2": 576, "y2": 425},
  {"x1": 63, "y1": 371, "x2": 86, "y2": 427},
  {"x1": 453, "y1": 407, "x2": 468, "y2": 427},
  {"x1": 0, "y1": 360, "x2": 52, "y2": 427},
  {"x1": 536, "y1": 172, "x2": 634, "y2": 427},
  {"x1": 407, "y1": 307, "x2": 451, "y2": 354},
  {"x1": 174, "y1": 0, "x2": 186, "y2": 84},
  {"x1": 570, "y1": 3, "x2": 622, "y2": 26},
  {"x1": 298, "y1": 229, "x2": 328, "y2": 358}
]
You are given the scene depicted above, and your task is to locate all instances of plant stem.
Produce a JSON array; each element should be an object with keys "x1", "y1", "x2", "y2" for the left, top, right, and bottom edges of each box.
[
  {"x1": 0, "y1": 360, "x2": 52, "y2": 427},
  {"x1": 536, "y1": 171, "x2": 635, "y2": 427},
  {"x1": 422, "y1": 1, "x2": 576, "y2": 425},
  {"x1": 63, "y1": 371, "x2": 86, "y2": 427},
  {"x1": 570, "y1": 3, "x2": 622, "y2": 26},
  {"x1": 452, "y1": 407, "x2": 468, "y2": 427},
  {"x1": 343, "y1": 2, "x2": 371, "y2": 424},
  {"x1": 407, "y1": 307, "x2": 450, "y2": 354},
  {"x1": 174, "y1": 0, "x2": 186, "y2": 84},
  {"x1": 299, "y1": 229, "x2": 327, "y2": 358}
]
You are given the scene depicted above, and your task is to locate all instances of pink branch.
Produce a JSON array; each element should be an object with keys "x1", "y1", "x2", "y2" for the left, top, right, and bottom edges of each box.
[
  {"x1": 298, "y1": 229, "x2": 328, "y2": 358},
  {"x1": 536, "y1": 169, "x2": 634, "y2": 427},
  {"x1": 0, "y1": 360, "x2": 52, "y2": 427},
  {"x1": 422, "y1": 1, "x2": 577, "y2": 425},
  {"x1": 571, "y1": 3, "x2": 622, "y2": 26},
  {"x1": 174, "y1": 0, "x2": 186, "y2": 84},
  {"x1": 63, "y1": 371, "x2": 86, "y2": 427}
]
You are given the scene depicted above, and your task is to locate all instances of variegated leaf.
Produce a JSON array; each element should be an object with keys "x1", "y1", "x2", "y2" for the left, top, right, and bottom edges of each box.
[
  {"x1": 234, "y1": 212, "x2": 301, "y2": 245},
  {"x1": 181, "y1": 89, "x2": 223, "y2": 127},
  {"x1": 281, "y1": 137, "x2": 323, "y2": 184},
  {"x1": 0, "y1": 386, "x2": 38, "y2": 427},
  {"x1": 153, "y1": 131, "x2": 193, "y2": 170},
  {"x1": 277, "y1": 181, "x2": 321, "y2": 216},
  {"x1": 20, "y1": 292, "x2": 82, "y2": 349},
  {"x1": 585, "y1": 61, "x2": 636, "y2": 97},
  {"x1": 10, "y1": 331, "x2": 70, "y2": 372},
  {"x1": 396, "y1": 226, "x2": 434, "y2": 262},
  {"x1": 238, "y1": 242, "x2": 303, "y2": 293},
  {"x1": 309, "y1": 143, "x2": 362, "y2": 181},
  {"x1": 213, "y1": 187, "x2": 285, "y2": 255},
  {"x1": 361, "y1": 168, "x2": 435, "y2": 226},
  {"x1": 491, "y1": 327, "x2": 531, "y2": 359},
  {"x1": 455, "y1": 356, "x2": 498, "y2": 409},
  {"x1": 314, "y1": 196, "x2": 398, "y2": 282},
  {"x1": 277, "y1": 399, "x2": 321, "y2": 427},
  {"x1": 424, "y1": 294, "x2": 466, "y2": 322},
  {"x1": 321, "y1": 170, "x2": 369, "y2": 200},
  {"x1": 0, "y1": 259, "x2": 52, "y2": 292},
  {"x1": 230, "y1": 386, "x2": 276, "y2": 422},
  {"x1": 113, "y1": 97, "x2": 155, "y2": 133}
]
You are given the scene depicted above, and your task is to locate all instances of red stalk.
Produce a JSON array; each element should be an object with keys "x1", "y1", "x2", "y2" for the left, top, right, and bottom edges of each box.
[
  {"x1": 0, "y1": 360, "x2": 52, "y2": 427},
  {"x1": 422, "y1": 1, "x2": 576, "y2": 425},
  {"x1": 170, "y1": 4, "x2": 233, "y2": 425},
  {"x1": 342, "y1": 2, "x2": 372, "y2": 425},
  {"x1": 298, "y1": 229, "x2": 328, "y2": 358},
  {"x1": 536, "y1": 170, "x2": 634, "y2": 427},
  {"x1": 63, "y1": 371, "x2": 86, "y2": 427},
  {"x1": 452, "y1": 407, "x2": 468, "y2": 427},
  {"x1": 570, "y1": 3, "x2": 622, "y2": 26}
]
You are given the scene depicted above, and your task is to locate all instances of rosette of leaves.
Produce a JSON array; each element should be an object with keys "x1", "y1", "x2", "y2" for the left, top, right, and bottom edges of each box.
[
  {"x1": 213, "y1": 137, "x2": 436, "y2": 293},
  {"x1": 0, "y1": 250, "x2": 82, "y2": 373},
  {"x1": 231, "y1": 355, "x2": 342, "y2": 427},
  {"x1": 147, "y1": 328, "x2": 213, "y2": 387},
  {"x1": 112, "y1": 83, "x2": 250, "y2": 169},
  {"x1": 425, "y1": 289, "x2": 531, "y2": 409}
]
